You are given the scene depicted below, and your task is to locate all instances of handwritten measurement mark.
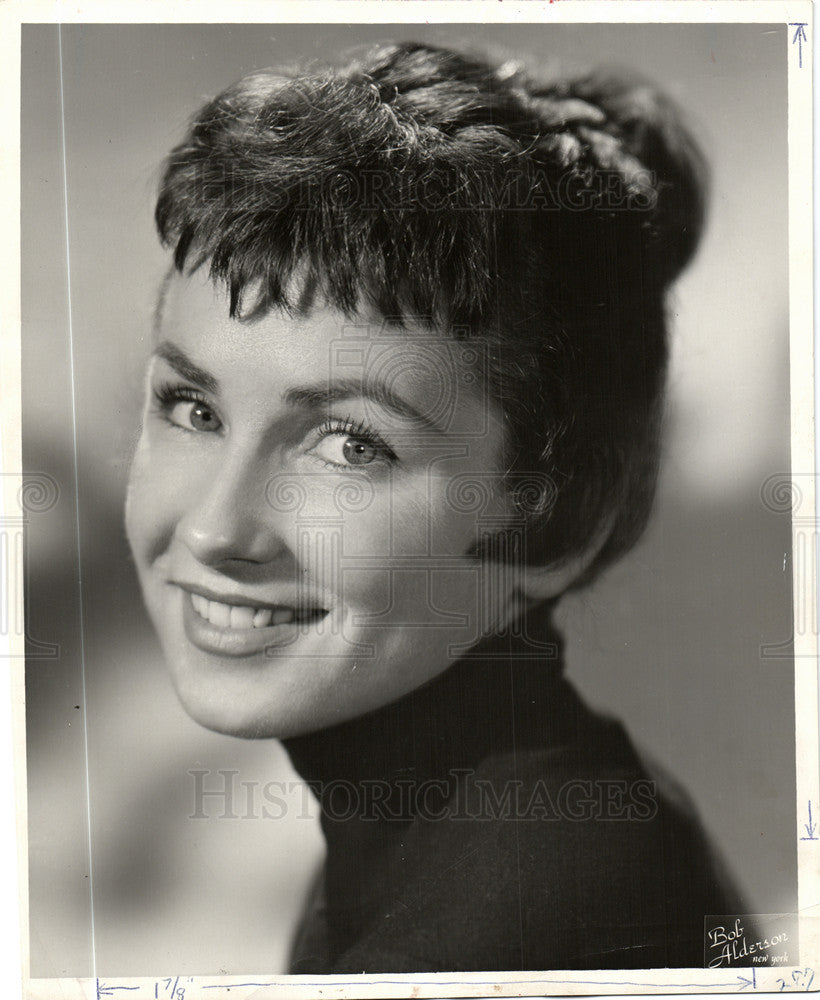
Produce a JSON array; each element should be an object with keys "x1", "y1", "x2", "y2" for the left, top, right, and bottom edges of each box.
[
  {"x1": 738, "y1": 968, "x2": 757, "y2": 990},
  {"x1": 790, "y1": 23, "x2": 808, "y2": 68},
  {"x1": 198, "y1": 977, "x2": 743, "y2": 991},
  {"x1": 777, "y1": 967, "x2": 815, "y2": 991},
  {"x1": 93, "y1": 968, "x2": 815, "y2": 996},
  {"x1": 800, "y1": 800, "x2": 818, "y2": 840},
  {"x1": 153, "y1": 977, "x2": 190, "y2": 1000}
]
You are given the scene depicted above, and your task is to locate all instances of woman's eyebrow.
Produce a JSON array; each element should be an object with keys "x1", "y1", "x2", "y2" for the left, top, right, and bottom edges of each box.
[
  {"x1": 153, "y1": 341, "x2": 219, "y2": 394},
  {"x1": 285, "y1": 378, "x2": 444, "y2": 433}
]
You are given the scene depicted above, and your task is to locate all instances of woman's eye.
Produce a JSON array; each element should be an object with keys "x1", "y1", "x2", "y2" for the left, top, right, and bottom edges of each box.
[
  {"x1": 311, "y1": 433, "x2": 381, "y2": 468},
  {"x1": 152, "y1": 381, "x2": 224, "y2": 434},
  {"x1": 167, "y1": 400, "x2": 222, "y2": 433}
]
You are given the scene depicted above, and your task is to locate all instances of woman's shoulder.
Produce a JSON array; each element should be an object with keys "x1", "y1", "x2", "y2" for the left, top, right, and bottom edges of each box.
[{"x1": 331, "y1": 708, "x2": 741, "y2": 972}]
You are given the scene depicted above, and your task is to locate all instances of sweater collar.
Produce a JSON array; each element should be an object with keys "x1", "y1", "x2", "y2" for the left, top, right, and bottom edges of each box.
[{"x1": 282, "y1": 603, "x2": 572, "y2": 796}]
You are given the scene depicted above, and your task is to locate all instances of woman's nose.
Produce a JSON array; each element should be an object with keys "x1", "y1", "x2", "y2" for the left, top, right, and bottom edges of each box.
[{"x1": 175, "y1": 451, "x2": 288, "y2": 567}]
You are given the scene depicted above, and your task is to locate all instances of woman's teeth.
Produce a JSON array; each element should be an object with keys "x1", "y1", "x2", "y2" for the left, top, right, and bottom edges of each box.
[{"x1": 190, "y1": 594, "x2": 296, "y2": 629}]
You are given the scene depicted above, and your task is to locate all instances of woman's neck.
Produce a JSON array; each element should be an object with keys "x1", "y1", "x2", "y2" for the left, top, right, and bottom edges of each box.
[{"x1": 282, "y1": 604, "x2": 567, "y2": 795}]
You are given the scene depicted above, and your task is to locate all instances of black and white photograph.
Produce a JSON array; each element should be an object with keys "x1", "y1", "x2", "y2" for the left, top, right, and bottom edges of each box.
[{"x1": 5, "y1": 3, "x2": 817, "y2": 997}]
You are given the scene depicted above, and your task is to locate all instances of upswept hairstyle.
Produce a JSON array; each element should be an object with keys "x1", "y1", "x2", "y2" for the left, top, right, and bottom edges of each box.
[{"x1": 155, "y1": 41, "x2": 707, "y2": 582}]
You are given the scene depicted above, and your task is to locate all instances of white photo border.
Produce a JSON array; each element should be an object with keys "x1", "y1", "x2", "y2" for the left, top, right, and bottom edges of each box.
[{"x1": 1, "y1": 2, "x2": 815, "y2": 998}]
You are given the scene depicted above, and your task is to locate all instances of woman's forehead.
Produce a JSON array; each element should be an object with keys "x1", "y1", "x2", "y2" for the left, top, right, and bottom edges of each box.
[{"x1": 155, "y1": 268, "x2": 502, "y2": 439}]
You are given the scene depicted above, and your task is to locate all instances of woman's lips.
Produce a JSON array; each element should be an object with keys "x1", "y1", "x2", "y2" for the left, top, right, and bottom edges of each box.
[{"x1": 181, "y1": 589, "x2": 329, "y2": 658}]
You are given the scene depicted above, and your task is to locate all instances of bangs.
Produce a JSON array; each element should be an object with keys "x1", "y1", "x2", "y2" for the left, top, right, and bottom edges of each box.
[{"x1": 155, "y1": 69, "x2": 519, "y2": 331}]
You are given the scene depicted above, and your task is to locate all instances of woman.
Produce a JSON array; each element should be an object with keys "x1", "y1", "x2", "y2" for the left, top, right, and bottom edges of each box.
[{"x1": 125, "y1": 41, "x2": 745, "y2": 972}]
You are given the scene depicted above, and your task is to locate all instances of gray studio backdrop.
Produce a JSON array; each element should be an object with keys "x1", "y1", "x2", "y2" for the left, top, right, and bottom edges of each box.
[{"x1": 22, "y1": 22, "x2": 795, "y2": 977}]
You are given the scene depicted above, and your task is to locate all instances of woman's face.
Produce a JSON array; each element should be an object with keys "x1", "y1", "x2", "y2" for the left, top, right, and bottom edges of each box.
[{"x1": 125, "y1": 270, "x2": 514, "y2": 738}]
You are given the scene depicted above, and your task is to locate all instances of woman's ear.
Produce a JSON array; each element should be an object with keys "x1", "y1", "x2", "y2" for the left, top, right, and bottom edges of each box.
[
  {"x1": 479, "y1": 514, "x2": 611, "y2": 632},
  {"x1": 516, "y1": 550, "x2": 597, "y2": 603},
  {"x1": 484, "y1": 545, "x2": 601, "y2": 637},
  {"x1": 516, "y1": 515, "x2": 616, "y2": 605},
  {"x1": 513, "y1": 507, "x2": 616, "y2": 606}
]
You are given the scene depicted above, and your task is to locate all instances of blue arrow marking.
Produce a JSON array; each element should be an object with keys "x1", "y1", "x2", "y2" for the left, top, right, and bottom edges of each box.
[
  {"x1": 738, "y1": 968, "x2": 757, "y2": 991},
  {"x1": 790, "y1": 23, "x2": 808, "y2": 68},
  {"x1": 801, "y1": 800, "x2": 818, "y2": 839}
]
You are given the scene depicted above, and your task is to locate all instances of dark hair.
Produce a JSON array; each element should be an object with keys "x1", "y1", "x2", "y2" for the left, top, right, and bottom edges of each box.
[{"x1": 155, "y1": 41, "x2": 707, "y2": 582}]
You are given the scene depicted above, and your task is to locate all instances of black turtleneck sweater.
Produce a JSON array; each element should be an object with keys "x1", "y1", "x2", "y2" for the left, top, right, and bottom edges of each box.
[{"x1": 283, "y1": 615, "x2": 743, "y2": 973}]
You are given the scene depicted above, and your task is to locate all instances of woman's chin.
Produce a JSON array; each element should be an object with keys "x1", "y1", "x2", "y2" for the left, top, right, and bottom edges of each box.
[
  {"x1": 172, "y1": 690, "x2": 295, "y2": 739},
  {"x1": 166, "y1": 665, "x2": 338, "y2": 740}
]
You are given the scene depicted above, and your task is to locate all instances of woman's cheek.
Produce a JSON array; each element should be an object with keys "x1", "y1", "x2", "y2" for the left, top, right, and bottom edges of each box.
[
  {"x1": 125, "y1": 435, "x2": 188, "y2": 563},
  {"x1": 124, "y1": 437, "x2": 154, "y2": 559},
  {"x1": 427, "y1": 478, "x2": 483, "y2": 556},
  {"x1": 296, "y1": 505, "x2": 394, "y2": 610},
  {"x1": 368, "y1": 474, "x2": 481, "y2": 562},
  {"x1": 292, "y1": 486, "x2": 425, "y2": 614}
]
